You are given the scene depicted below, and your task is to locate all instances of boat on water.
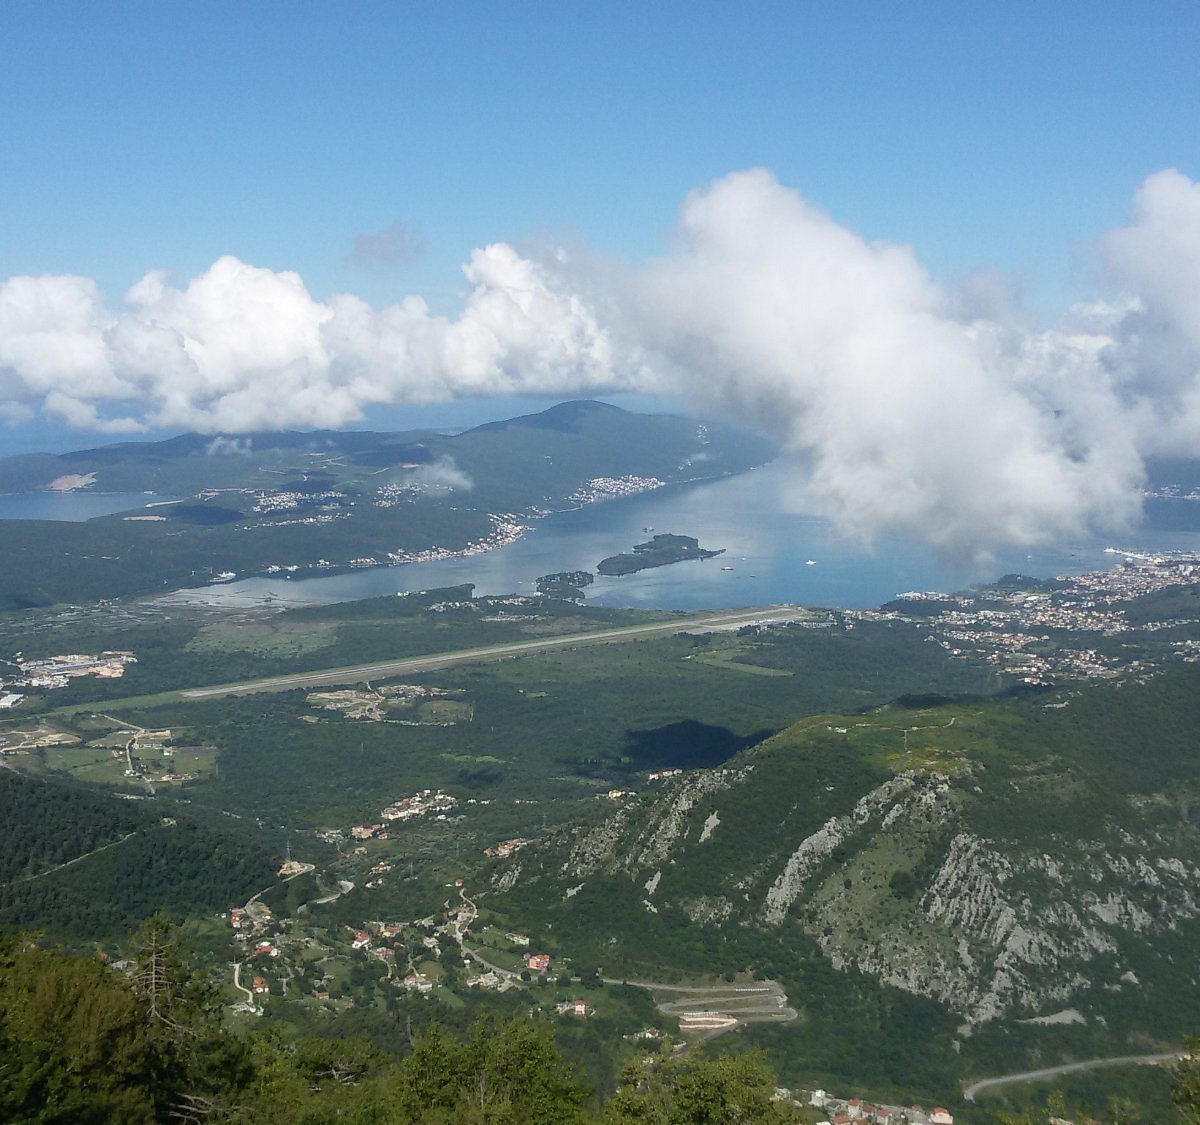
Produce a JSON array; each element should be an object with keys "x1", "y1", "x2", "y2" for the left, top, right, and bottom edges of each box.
[
  {"x1": 805, "y1": 559, "x2": 816, "y2": 566},
  {"x1": 720, "y1": 565, "x2": 733, "y2": 571}
]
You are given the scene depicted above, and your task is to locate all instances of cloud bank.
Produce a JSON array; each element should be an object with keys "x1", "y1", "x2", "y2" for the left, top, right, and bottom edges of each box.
[{"x1": 2, "y1": 168, "x2": 1200, "y2": 554}]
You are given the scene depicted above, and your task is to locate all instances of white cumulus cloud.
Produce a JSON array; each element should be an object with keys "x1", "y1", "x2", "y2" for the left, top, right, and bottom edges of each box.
[
  {"x1": 630, "y1": 169, "x2": 1145, "y2": 555},
  {"x1": 3, "y1": 167, "x2": 1200, "y2": 555}
]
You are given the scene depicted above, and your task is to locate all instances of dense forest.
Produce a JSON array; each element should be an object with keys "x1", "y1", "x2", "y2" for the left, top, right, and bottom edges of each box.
[{"x1": 0, "y1": 773, "x2": 276, "y2": 941}]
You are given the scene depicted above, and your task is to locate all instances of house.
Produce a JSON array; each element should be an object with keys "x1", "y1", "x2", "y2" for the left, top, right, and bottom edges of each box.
[
  {"x1": 251, "y1": 976, "x2": 268, "y2": 995},
  {"x1": 929, "y1": 1110, "x2": 954, "y2": 1125},
  {"x1": 526, "y1": 953, "x2": 551, "y2": 972},
  {"x1": 573, "y1": 999, "x2": 589, "y2": 1017},
  {"x1": 467, "y1": 971, "x2": 502, "y2": 990},
  {"x1": 351, "y1": 931, "x2": 371, "y2": 951},
  {"x1": 504, "y1": 932, "x2": 531, "y2": 946}
]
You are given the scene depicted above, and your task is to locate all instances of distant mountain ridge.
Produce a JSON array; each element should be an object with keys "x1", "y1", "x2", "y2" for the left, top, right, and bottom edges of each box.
[
  {"x1": 468, "y1": 398, "x2": 629, "y2": 433},
  {"x1": 0, "y1": 401, "x2": 774, "y2": 608},
  {"x1": 0, "y1": 400, "x2": 769, "y2": 493}
]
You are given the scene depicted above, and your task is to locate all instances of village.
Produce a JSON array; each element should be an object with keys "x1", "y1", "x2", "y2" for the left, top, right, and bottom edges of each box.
[
  {"x1": 860, "y1": 551, "x2": 1200, "y2": 683},
  {"x1": 792, "y1": 1089, "x2": 956, "y2": 1125},
  {"x1": 220, "y1": 861, "x2": 608, "y2": 1029},
  {"x1": 568, "y1": 474, "x2": 666, "y2": 505}
]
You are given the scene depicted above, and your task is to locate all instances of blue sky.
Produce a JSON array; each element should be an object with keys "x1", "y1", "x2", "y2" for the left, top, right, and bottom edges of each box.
[{"x1": 4, "y1": 1, "x2": 1196, "y2": 314}]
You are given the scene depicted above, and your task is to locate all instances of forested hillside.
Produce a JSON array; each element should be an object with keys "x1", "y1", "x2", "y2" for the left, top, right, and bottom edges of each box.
[
  {"x1": 492, "y1": 664, "x2": 1200, "y2": 1099},
  {"x1": 0, "y1": 773, "x2": 276, "y2": 940}
]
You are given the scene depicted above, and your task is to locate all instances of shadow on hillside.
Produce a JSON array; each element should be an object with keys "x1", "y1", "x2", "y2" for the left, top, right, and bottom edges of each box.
[{"x1": 620, "y1": 719, "x2": 776, "y2": 771}]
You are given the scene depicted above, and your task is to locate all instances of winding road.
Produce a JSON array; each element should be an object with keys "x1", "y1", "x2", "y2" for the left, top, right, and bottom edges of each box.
[
  {"x1": 603, "y1": 977, "x2": 797, "y2": 1044},
  {"x1": 963, "y1": 1052, "x2": 1183, "y2": 1102}
]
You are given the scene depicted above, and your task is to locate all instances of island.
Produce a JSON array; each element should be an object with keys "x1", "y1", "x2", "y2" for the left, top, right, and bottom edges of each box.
[
  {"x1": 536, "y1": 570, "x2": 595, "y2": 597},
  {"x1": 597, "y1": 533, "x2": 725, "y2": 576}
]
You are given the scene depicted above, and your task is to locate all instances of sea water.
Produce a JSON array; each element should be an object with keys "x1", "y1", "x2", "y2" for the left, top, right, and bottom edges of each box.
[
  {"x1": 155, "y1": 461, "x2": 1200, "y2": 612},
  {"x1": 0, "y1": 492, "x2": 176, "y2": 522}
]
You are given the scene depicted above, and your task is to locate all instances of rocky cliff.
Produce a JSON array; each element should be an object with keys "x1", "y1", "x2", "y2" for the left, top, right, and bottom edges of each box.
[{"x1": 494, "y1": 666, "x2": 1200, "y2": 1036}]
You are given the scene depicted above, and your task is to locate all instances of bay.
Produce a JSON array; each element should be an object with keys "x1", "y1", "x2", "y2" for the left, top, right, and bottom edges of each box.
[
  {"x1": 0, "y1": 492, "x2": 177, "y2": 521},
  {"x1": 159, "y1": 461, "x2": 1200, "y2": 612}
]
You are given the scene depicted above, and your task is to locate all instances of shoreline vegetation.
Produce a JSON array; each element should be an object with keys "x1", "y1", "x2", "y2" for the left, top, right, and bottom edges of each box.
[{"x1": 597, "y1": 533, "x2": 726, "y2": 577}]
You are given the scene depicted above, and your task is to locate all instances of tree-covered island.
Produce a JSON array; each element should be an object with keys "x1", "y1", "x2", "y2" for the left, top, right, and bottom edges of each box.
[{"x1": 597, "y1": 533, "x2": 725, "y2": 576}]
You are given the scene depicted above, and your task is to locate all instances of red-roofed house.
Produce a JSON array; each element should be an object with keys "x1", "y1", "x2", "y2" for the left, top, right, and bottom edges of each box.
[{"x1": 526, "y1": 953, "x2": 551, "y2": 972}]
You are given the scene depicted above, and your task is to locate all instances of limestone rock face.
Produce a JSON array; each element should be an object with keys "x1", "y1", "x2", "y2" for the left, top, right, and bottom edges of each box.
[
  {"x1": 561, "y1": 770, "x2": 738, "y2": 878},
  {"x1": 763, "y1": 773, "x2": 923, "y2": 924},
  {"x1": 494, "y1": 684, "x2": 1200, "y2": 1028}
]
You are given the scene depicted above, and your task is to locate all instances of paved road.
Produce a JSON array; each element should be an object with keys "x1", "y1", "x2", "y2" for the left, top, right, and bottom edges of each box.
[
  {"x1": 231, "y1": 961, "x2": 254, "y2": 1004},
  {"x1": 603, "y1": 976, "x2": 798, "y2": 1043},
  {"x1": 963, "y1": 1052, "x2": 1182, "y2": 1101},
  {"x1": 177, "y1": 605, "x2": 802, "y2": 699}
]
